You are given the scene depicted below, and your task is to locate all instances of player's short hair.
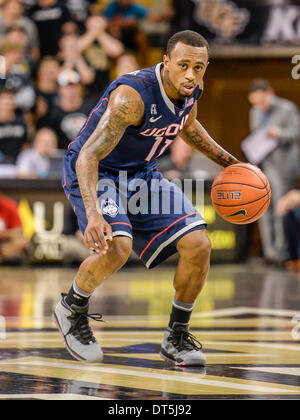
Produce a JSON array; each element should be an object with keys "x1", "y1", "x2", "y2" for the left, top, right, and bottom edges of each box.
[
  {"x1": 166, "y1": 31, "x2": 209, "y2": 57},
  {"x1": 249, "y1": 79, "x2": 272, "y2": 94}
]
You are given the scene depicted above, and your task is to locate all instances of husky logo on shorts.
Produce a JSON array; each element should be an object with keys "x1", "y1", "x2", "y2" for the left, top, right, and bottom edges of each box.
[{"x1": 101, "y1": 198, "x2": 119, "y2": 218}]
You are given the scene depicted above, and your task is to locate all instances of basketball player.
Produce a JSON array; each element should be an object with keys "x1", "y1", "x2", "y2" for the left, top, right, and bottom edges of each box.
[{"x1": 54, "y1": 31, "x2": 240, "y2": 366}]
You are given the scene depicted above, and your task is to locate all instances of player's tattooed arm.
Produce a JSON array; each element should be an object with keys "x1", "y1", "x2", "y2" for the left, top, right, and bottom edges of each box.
[
  {"x1": 181, "y1": 103, "x2": 240, "y2": 168},
  {"x1": 76, "y1": 85, "x2": 144, "y2": 217},
  {"x1": 75, "y1": 85, "x2": 144, "y2": 252}
]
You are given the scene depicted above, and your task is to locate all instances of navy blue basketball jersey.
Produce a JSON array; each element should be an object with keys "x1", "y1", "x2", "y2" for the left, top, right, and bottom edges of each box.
[{"x1": 68, "y1": 63, "x2": 201, "y2": 170}]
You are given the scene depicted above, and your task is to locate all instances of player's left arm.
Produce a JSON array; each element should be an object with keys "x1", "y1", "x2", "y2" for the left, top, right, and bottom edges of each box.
[{"x1": 180, "y1": 102, "x2": 240, "y2": 168}]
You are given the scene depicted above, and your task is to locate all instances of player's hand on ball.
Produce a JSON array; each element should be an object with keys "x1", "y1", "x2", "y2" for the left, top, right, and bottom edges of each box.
[{"x1": 84, "y1": 214, "x2": 113, "y2": 254}]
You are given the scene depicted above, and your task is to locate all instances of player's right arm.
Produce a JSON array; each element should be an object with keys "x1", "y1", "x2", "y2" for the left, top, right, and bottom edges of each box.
[{"x1": 75, "y1": 85, "x2": 145, "y2": 253}]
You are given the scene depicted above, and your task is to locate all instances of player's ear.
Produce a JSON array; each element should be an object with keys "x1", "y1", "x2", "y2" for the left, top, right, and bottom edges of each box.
[{"x1": 163, "y1": 54, "x2": 170, "y2": 69}]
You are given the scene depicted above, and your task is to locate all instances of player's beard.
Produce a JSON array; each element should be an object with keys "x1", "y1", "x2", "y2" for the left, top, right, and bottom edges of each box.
[
  {"x1": 179, "y1": 81, "x2": 196, "y2": 98},
  {"x1": 163, "y1": 68, "x2": 195, "y2": 102},
  {"x1": 177, "y1": 89, "x2": 191, "y2": 100},
  {"x1": 164, "y1": 70, "x2": 190, "y2": 100},
  {"x1": 178, "y1": 88, "x2": 193, "y2": 99}
]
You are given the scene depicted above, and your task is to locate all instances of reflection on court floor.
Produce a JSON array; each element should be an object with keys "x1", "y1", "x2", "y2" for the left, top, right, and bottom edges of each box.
[{"x1": 1, "y1": 265, "x2": 300, "y2": 400}]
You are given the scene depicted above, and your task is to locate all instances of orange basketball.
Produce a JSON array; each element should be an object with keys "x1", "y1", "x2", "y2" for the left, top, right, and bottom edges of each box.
[{"x1": 211, "y1": 163, "x2": 271, "y2": 224}]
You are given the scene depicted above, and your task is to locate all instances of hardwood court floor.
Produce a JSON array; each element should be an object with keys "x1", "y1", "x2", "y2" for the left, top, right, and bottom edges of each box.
[{"x1": 0, "y1": 264, "x2": 300, "y2": 400}]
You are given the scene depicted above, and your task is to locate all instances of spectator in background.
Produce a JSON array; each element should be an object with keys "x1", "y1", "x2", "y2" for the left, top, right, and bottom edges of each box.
[
  {"x1": 28, "y1": 0, "x2": 72, "y2": 57},
  {"x1": 277, "y1": 190, "x2": 300, "y2": 271},
  {"x1": 1, "y1": 40, "x2": 36, "y2": 111},
  {"x1": 57, "y1": 31, "x2": 95, "y2": 86},
  {"x1": 37, "y1": 70, "x2": 91, "y2": 150},
  {"x1": 0, "y1": 192, "x2": 29, "y2": 264},
  {"x1": 248, "y1": 79, "x2": 300, "y2": 265},
  {"x1": 0, "y1": 0, "x2": 40, "y2": 61},
  {"x1": 140, "y1": 0, "x2": 174, "y2": 47},
  {"x1": 0, "y1": 88, "x2": 27, "y2": 163},
  {"x1": 104, "y1": 0, "x2": 149, "y2": 65},
  {"x1": 34, "y1": 56, "x2": 60, "y2": 121},
  {"x1": 60, "y1": 19, "x2": 79, "y2": 36},
  {"x1": 65, "y1": 0, "x2": 98, "y2": 31},
  {"x1": 16, "y1": 127, "x2": 62, "y2": 178},
  {"x1": 78, "y1": 14, "x2": 124, "y2": 102},
  {"x1": 115, "y1": 51, "x2": 139, "y2": 77},
  {"x1": 4, "y1": 25, "x2": 36, "y2": 64}
]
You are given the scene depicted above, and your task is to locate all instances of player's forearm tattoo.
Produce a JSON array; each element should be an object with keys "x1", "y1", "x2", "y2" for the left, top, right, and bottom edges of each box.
[
  {"x1": 182, "y1": 119, "x2": 239, "y2": 168},
  {"x1": 75, "y1": 87, "x2": 144, "y2": 217}
]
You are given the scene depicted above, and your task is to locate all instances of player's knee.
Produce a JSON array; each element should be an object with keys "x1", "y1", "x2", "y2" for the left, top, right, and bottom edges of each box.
[
  {"x1": 109, "y1": 236, "x2": 132, "y2": 269},
  {"x1": 178, "y1": 230, "x2": 211, "y2": 266}
]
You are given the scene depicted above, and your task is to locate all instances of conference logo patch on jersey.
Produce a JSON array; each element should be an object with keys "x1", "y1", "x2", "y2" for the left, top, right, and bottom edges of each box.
[
  {"x1": 151, "y1": 104, "x2": 158, "y2": 115},
  {"x1": 101, "y1": 198, "x2": 119, "y2": 218}
]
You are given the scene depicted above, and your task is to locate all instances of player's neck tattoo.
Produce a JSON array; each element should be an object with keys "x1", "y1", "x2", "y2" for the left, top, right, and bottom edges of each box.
[{"x1": 161, "y1": 67, "x2": 181, "y2": 104}]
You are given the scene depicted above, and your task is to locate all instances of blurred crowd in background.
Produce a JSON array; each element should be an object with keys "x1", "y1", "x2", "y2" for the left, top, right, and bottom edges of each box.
[
  {"x1": 0, "y1": 0, "x2": 174, "y2": 176},
  {"x1": 0, "y1": 0, "x2": 299, "y2": 271}
]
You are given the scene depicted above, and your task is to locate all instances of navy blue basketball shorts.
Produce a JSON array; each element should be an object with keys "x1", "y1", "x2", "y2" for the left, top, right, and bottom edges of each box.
[{"x1": 63, "y1": 156, "x2": 207, "y2": 269}]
